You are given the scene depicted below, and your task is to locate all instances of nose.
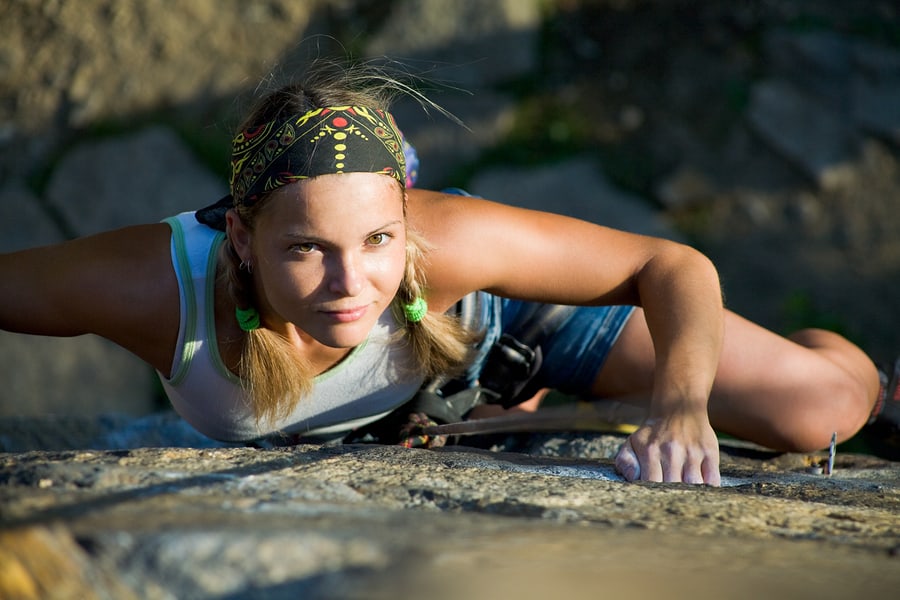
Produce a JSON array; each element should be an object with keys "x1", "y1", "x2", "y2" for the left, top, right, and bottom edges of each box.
[{"x1": 327, "y1": 252, "x2": 364, "y2": 297}]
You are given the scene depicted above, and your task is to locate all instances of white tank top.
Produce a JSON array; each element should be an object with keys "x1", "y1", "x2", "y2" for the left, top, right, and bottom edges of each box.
[{"x1": 158, "y1": 212, "x2": 425, "y2": 442}]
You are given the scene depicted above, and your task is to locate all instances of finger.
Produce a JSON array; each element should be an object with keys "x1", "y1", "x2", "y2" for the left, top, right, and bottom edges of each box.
[
  {"x1": 615, "y1": 439, "x2": 640, "y2": 481},
  {"x1": 702, "y1": 457, "x2": 721, "y2": 487},
  {"x1": 682, "y1": 460, "x2": 704, "y2": 485},
  {"x1": 661, "y1": 446, "x2": 686, "y2": 483},
  {"x1": 641, "y1": 445, "x2": 663, "y2": 483},
  {"x1": 677, "y1": 446, "x2": 706, "y2": 484}
]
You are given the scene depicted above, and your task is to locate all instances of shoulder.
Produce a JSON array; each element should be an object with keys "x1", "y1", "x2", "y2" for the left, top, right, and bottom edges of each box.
[
  {"x1": 2, "y1": 222, "x2": 182, "y2": 372},
  {"x1": 76, "y1": 223, "x2": 183, "y2": 365},
  {"x1": 405, "y1": 189, "x2": 493, "y2": 296},
  {"x1": 404, "y1": 189, "x2": 554, "y2": 308}
]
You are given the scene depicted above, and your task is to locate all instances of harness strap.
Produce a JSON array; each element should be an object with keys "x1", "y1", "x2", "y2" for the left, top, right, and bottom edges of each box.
[{"x1": 478, "y1": 303, "x2": 577, "y2": 408}]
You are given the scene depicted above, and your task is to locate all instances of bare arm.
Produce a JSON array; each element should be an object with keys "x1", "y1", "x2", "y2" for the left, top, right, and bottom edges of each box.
[
  {"x1": 619, "y1": 246, "x2": 723, "y2": 485},
  {"x1": 0, "y1": 224, "x2": 181, "y2": 374},
  {"x1": 408, "y1": 189, "x2": 724, "y2": 484}
]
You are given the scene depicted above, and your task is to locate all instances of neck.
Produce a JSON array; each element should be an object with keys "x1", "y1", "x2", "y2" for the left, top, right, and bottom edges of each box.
[{"x1": 277, "y1": 322, "x2": 354, "y2": 375}]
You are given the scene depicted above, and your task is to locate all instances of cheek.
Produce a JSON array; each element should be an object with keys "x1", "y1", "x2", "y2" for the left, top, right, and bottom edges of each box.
[
  {"x1": 390, "y1": 243, "x2": 410, "y2": 285},
  {"x1": 368, "y1": 249, "x2": 407, "y2": 292},
  {"x1": 260, "y1": 259, "x2": 321, "y2": 301}
]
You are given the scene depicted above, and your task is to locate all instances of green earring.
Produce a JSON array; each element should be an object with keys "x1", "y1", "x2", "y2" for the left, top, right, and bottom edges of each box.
[
  {"x1": 403, "y1": 297, "x2": 428, "y2": 323},
  {"x1": 236, "y1": 306, "x2": 260, "y2": 332}
]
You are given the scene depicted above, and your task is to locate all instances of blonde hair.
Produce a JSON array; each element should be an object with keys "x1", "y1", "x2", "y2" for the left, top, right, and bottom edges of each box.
[
  {"x1": 223, "y1": 61, "x2": 475, "y2": 426},
  {"x1": 391, "y1": 227, "x2": 477, "y2": 377}
]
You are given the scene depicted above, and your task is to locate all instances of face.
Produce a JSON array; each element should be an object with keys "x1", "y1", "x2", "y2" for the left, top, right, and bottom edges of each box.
[{"x1": 227, "y1": 173, "x2": 407, "y2": 348}]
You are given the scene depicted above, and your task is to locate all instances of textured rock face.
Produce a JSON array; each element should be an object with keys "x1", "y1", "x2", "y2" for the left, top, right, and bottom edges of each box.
[
  {"x1": 1, "y1": 441, "x2": 899, "y2": 598},
  {"x1": 0, "y1": 0, "x2": 322, "y2": 134}
]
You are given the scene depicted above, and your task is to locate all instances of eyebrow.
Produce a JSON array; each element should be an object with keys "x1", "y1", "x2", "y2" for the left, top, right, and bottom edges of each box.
[{"x1": 282, "y1": 220, "x2": 404, "y2": 243}]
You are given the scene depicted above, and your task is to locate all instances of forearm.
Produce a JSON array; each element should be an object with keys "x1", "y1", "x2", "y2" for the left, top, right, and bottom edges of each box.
[{"x1": 635, "y1": 243, "x2": 724, "y2": 417}]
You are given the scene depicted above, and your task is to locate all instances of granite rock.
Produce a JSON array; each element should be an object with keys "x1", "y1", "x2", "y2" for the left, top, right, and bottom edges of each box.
[{"x1": 1, "y1": 441, "x2": 898, "y2": 598}]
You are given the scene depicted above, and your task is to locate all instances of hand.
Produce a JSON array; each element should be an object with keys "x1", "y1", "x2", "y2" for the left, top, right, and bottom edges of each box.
[{"x1": 615, "y1": 410, "x2": 721, "y2": 486}]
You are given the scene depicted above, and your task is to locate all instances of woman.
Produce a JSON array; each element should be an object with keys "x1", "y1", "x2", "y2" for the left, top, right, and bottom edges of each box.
[{"x1": 1, "y1": 64, "x2": 894, "y2": 486}]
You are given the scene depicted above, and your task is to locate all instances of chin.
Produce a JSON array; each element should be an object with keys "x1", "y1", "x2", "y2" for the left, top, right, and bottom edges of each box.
[{"x1": 317, "y1": 323, "x2": 374, "y2": 349}]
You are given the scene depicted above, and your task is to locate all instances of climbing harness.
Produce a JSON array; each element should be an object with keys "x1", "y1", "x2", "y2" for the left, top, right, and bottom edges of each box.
[{"x1": 346, "y1": 293, "x2": 576, "y2": 447}]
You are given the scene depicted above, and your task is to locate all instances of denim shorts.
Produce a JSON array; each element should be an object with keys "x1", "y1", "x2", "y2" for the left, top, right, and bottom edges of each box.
[{"x1": 462, "y1": 294, "x2": 634, "y2": 395}]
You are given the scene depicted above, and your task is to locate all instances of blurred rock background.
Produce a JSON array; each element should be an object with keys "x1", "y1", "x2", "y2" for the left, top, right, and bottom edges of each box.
[{"x1": 1, "y1": 0, "x2": 898, "y2": 419}]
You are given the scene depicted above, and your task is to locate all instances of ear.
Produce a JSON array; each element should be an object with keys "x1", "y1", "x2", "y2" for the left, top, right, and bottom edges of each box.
[{"x1": 225, "y1": 210, "x2": 253, "y2": 264}]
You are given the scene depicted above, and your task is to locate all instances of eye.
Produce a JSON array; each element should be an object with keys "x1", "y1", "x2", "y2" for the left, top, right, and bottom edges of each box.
[
  {"x1": 366, "y1": 233, "x2": 391, "y2": 246},
  {"x1": 290, "y1": 242, "x2": 318, "y2": 254}
]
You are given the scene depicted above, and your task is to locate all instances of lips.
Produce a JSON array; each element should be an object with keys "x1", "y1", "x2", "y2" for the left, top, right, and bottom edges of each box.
[{"x1": 320, "y1": 305, "x2": 369, "y2": 323}]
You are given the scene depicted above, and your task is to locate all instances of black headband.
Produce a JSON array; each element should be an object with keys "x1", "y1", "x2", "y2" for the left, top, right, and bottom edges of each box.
[{"x1": 196, "y1": 105, "x2": 406, "y2": 230}]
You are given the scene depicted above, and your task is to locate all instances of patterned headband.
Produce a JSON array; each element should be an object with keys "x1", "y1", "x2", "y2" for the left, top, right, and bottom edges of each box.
[{"x1": 231, "y1": 105, "x2": 406, "y2": 206}]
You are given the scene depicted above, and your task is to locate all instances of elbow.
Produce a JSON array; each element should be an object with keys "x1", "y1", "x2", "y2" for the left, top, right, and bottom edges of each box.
[
  {"x1": 641, "y1": 241, "x2": 723, "y2": 300},
  {"x1": 687, "y1": 245, "x2": 722, "y2": 298}
]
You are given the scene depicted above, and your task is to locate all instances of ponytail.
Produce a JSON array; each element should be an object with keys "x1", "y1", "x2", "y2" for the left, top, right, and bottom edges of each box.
[
  {"x1": 391, "y1": 229, "x2": 477, "y2": 379},
  {"x1": 220, "y1": 241, "x2": 314, "y2": 426}
]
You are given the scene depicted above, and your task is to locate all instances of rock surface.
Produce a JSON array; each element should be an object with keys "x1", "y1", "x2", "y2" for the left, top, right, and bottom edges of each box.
[{"x1": 1, "y1": 439, "x2": 899, "y2": 598}]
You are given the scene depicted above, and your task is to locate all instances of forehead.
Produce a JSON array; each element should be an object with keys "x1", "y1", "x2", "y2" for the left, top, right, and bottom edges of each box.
[{"x1": 260, "y1": 173, "x2": 405, "y2": 232}]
